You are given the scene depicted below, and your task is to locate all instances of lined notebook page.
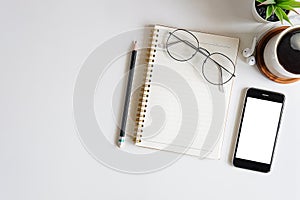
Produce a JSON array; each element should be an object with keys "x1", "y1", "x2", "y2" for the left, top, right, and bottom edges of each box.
[{"x1": 136, "y1": 25, "x2": 239, "y2": 159}]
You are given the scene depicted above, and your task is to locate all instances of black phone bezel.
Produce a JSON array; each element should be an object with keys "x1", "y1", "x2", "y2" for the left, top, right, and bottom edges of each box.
[{"x1": 233, "y1": 88, "x2": 285, "y2": 173}]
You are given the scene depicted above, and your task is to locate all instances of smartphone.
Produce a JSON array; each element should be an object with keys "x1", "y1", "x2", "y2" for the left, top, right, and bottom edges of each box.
[{"x1": 233, "y1": 88, "x2": 285, "y2": 173}]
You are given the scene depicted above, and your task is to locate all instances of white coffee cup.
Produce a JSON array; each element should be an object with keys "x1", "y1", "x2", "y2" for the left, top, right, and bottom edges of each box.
[{"x1": 263, "y1": 25, "x2": 300, "y2": 79}]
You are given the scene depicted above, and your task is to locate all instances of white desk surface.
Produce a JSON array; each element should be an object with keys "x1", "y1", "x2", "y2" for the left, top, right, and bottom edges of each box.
[{"x1": 0, "y1": 0, "x2": 299, "y2": 199}]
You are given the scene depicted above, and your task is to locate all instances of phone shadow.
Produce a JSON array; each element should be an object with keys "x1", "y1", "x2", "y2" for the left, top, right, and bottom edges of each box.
[{"x1": 227, "y1": 88, "x2": 248, "y2": 166}]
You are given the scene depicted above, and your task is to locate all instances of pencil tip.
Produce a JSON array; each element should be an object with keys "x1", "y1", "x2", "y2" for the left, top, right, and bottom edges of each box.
[{"x1": 133, "y1": 41, "x2": 138, "y2": 50}]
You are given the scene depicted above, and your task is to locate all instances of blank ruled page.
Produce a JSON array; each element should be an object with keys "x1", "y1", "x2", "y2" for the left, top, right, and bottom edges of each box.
[{"x1": 136, "y1": 25, "x2": 239, "y2": 159}]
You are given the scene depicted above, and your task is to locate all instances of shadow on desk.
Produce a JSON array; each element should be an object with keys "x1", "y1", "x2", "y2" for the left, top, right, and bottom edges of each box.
[
  {"x1": 227, "y1": 88, "x2": 248, "y2": 165},
  {"x1": 189, "y1": 0, "x2": 254, "y2": 24}
]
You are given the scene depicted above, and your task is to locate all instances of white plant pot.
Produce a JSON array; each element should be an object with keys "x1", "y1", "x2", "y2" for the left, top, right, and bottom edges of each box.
[
  {"x1": 263, "y1": 25, "x2": 300, "y2": 79},
  {"x1": 252, "y1": 0, "x2": 269, "y2": 23}
]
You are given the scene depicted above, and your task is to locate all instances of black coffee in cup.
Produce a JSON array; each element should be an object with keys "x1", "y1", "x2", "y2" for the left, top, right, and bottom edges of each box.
[{"x1": 277, "y1": 29, "x2": 300, "y2": 74}]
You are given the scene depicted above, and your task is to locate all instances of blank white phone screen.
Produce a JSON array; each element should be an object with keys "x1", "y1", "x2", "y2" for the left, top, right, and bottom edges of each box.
[{"x1": 236, "y1": 97, "x2": 282, "y2": 164}]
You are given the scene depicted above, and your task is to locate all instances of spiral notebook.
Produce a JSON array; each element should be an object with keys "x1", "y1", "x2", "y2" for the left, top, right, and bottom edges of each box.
[{"x1": 134, "y1": 25, "x2": 239, "y2": 159}]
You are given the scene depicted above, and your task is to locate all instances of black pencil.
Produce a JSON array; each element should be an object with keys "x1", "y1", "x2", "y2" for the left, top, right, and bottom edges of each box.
[{"x1": 118, "y1": 41, "x2": 138, "y2": 147}]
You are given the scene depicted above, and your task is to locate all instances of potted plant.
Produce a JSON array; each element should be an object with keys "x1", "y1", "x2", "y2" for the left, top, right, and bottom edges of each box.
[{"x1": 252, "y1": 0, "x2": 300, "y2": 24}]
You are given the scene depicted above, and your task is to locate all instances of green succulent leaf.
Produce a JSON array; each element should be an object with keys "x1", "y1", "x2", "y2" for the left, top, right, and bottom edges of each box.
[
  {"x1": 277, "y1": 0, "x2": 295, "y2": 3},
  {"x1": 277, "y1": 4, "x2": 294, "y2": 10},
  {"x1": 266, "y1": 5, "x2": 274, "y2": 19},
  {"x1": 290, "y1": 1, "x2": 300, "y2": 8},
  {"x1": 277, "y1": 4, "x2": 299, "y2": 13},
  {"x1": 277, "y1": 0, "x2": 300, "y2": 7},
  {"x1": 257, "y1": 0, "x2": 300, "y2": 24},
  {"x1": 274, "y1": 6, "x2": 284, "y2": 23},
  {"x1": 279, "y1": 7, "x2": 293, "y2": 24},
  {"x1": 258, "y1": 0, "x2": 276, "y2": 5}
]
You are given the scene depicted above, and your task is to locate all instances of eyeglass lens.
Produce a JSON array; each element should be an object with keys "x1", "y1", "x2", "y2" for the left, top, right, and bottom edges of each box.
[
  {"x1": 166, "y1": 29, "x2": 199, "y2": 61},
  {"x1": 202, "y1": 53, "x2": 235, "y2": 85}
]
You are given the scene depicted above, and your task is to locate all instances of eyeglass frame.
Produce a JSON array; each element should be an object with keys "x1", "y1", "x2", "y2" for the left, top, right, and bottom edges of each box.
[{"x1": 165, "y1": 29, "x2": 236, "y2": 85}]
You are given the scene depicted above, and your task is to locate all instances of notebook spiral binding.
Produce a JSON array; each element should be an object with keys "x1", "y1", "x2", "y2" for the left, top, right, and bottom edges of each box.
[{"x1": 135, "y1": 27, "x2": 159, "y2": 143}]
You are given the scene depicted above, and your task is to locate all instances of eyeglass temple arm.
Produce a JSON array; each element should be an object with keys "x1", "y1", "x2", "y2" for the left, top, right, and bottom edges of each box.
[
  {"x1": 167, "y1": 40, "x2": 210, "y2": 56},
  {"x1": 169, "y1": 32, "x2": 235, "y2": 77},
  {"x1": 168, "y1": 33, "x2": 209, "y2": 56}
]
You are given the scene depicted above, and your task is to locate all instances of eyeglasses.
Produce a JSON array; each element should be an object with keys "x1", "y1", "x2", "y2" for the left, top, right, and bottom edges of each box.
[{"x1": 166, "y1": 29, "x2": 236, "y2": 85}]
